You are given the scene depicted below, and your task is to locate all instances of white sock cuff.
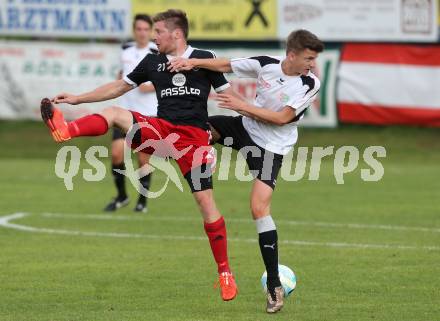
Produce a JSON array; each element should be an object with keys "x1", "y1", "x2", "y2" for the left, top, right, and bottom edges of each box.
[{"x1": 255, "y1": 215, "x2": 276, "y2": 234}]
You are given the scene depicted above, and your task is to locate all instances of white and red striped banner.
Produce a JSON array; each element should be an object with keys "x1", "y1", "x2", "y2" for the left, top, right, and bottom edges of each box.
[{"x1": 338, "y1": 44, "x2": 440, "y2": 127}]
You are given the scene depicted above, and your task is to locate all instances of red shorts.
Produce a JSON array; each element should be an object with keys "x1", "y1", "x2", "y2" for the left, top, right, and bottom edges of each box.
[{"x1": 128, "y1": 111, "x2": 212, "y2": 176}]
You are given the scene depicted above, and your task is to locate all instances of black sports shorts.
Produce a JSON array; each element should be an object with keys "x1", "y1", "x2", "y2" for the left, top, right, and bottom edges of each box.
[
  {"x1": 208, "y1": 115, "x2": 283, "y2": 189},
  {"x1": 112, "y1": 127, "x2": 126, "y2": 141}
]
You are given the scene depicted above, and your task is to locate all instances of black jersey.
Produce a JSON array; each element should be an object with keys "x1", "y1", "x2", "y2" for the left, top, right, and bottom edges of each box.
[{"x1": 124, "y1": 46, "x2": 230, "y2": 130}]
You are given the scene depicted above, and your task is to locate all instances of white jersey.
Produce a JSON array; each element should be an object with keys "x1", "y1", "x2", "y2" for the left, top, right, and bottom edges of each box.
[
  {"x1": 231, "y1": 56, "x2": 320, "y2": 155},
  {"x1": 119, "y1": 41, "x2": 158, "y2": 116}
]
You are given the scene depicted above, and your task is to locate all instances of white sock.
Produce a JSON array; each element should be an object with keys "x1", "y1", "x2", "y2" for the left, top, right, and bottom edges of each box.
[{"x1": 255, "y1": 215, "x2": 276, "y2": 233}]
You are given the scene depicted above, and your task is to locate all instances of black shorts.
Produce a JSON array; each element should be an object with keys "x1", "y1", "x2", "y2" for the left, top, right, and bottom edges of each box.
[
  {"x1": 208, "y1": 116, "x2": 283, "y2": 189},
  {"x1": 112, "y1": 127, "x2": 126, "y2": 141}
]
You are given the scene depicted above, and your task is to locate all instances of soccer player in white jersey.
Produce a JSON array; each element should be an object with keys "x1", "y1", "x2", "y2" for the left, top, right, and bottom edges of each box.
[
  {"x1": 104, "y1": 14, "x2": 158, "y2": 213},
  {"x1": 168, "y1": 29, "x2": 324, "y2": 313}
]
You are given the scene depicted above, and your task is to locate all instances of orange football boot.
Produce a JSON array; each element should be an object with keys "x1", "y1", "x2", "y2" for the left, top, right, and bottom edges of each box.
[
  {"x1": 216, "y1": 272, "x2": 238, "y2": 301},
  {"x1": 40, "y1": 98, "x2": 71, "y2": 142}
]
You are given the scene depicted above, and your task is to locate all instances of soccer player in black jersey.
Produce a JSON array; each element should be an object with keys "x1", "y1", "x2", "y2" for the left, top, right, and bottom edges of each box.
[{"x1": 40, "y1": 9, "x2": 237, "y2": 301}]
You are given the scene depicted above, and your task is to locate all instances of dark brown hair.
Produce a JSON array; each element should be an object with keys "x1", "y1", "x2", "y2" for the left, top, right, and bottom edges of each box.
[
  {"x1": 133, "y1": 14, "x2": 153, "y2": 29},
  {"x1": 286, "y1": 29, "x2": 324, "y2": 54},
  {"x1": 153, "y1": 9, "x2": 189, "y2": 39}
]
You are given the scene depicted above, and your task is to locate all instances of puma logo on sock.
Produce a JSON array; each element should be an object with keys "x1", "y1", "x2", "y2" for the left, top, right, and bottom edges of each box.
[{"x1": 263, "y1": 243, "x2": 276, "y2": 250}]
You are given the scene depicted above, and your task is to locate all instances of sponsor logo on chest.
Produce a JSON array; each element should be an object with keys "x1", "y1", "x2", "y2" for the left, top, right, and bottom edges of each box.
[
  {"x1": 172, "y1": 73, "x2": 186, "y2": 86},
  {"x1": 160, "y1": 73, "x2": 201, "y2": 98}
]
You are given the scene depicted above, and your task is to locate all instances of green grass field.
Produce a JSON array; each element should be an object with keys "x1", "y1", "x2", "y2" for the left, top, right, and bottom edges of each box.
[{"x1": 1, "y1": 121, "x2": 439, "y2": 321}]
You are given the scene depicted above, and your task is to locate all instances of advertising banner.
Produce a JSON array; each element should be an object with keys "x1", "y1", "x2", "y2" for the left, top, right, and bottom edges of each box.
[
  {"x1": 0, "y1": 40, "x2": 121, "y2": 120},
  {"x1": 278, "y1": 0, "x2": 438, "y2": 42},
  {"x1": 0, "y1": 0, "x2": 131, "y2": 39},
  {"x1": 0, "y1": 41, "x2": 338, "y2": 127},
  {"x1": 132, "y1": 0, "x2": 277, "y2": 40}
]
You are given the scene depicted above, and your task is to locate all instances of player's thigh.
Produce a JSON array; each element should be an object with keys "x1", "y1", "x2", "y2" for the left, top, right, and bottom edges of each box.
[
  {"x1": 173, "y1": 124, "x2": 212, "y2": 177},
  {"x1": 250, "y1": 179, "x2": 274, "y2": 219},
  {"x1": 100, "y1": 106, "x2": 133, "y2": 132},
  {"x1": 126, "y1": 113, "x2": 163, "y2": 155},
  {"x1": 246, "y1": 148, "x2": 283, "y2": 190}
]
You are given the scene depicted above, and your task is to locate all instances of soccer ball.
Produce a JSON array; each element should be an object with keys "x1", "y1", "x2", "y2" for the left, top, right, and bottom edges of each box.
[{"x1": 261, "y1": 264, "x2": 296, "y2": 297}]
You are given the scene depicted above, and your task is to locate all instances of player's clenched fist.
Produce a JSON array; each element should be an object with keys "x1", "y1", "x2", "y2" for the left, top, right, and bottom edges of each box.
[{"x1": 52, "y1": 93, "x2": 80, "y2": 105}]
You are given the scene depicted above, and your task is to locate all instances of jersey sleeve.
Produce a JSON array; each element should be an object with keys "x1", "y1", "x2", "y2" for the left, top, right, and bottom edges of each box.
[
  {"x1": 230, "y1": 57, "x2": 261, "y2": 78},
  {"x1": 230, "y1": 56, "x2": 280, "y2": 79},
  {"x1": 207, "y1": 71, "x2": 230, "y2": 92},
  {"x1": 124, "y1": 55, "x2": 150, "y2": 88},
  {"x1": 205, "y1": 51, "x2": 230, "y2": 92},
  {"x1": 286, "y1": 75, "x2": 321, "y2": 115}
]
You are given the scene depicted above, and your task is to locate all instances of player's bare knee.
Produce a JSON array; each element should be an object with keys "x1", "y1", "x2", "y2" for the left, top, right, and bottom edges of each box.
[
  {"x1": 194, "y1": 191, "x2": 210, "y2": 207},
  {"x1": 102, "y1": 106, "x2": 133, "y2": 132},
  {"x1": 193, "y1": 191, "x2": 216, "y2": 214},
  {"x1": 137, "y1": 152, "x2": 150, "y2": 167},
  {"x1": 111, "y1": 150, "x2": 124, "y2": 164},
  {"x1": 250, "y1": 199, "x2": 269, "y2": 218},
  {"x1": 110, "y1": 139, "x2": 125, "y2": 164},
  {"x1": 101, "y1": 106, "x2": 119, "y2": 125}
]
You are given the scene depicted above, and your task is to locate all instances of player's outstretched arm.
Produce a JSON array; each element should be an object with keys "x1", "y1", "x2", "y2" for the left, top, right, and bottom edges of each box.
[
  {"x1": 168, "y1": 58, "x2": 232, "y2": 73},
  {"x1": 53, "y1": 79, "x2": 133, "y2": 105},
  {"x1": 138, "y1": 82, "x2": 155, "y2": 93},
  {"x1": 216, "y1": 93, "x2": 296, "y2": 125}
]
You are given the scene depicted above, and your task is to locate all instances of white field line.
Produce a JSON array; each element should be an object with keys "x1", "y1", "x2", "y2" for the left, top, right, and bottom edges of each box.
[
  {"x1": 40, "y1": 212, "x2": 440, "y2": 234},
  {"x1": 0, "y1": 213, "x2": 206, "y2": 241},
  {"x1": 0, "y1": 213, "x2": 439, "y2": 251}
]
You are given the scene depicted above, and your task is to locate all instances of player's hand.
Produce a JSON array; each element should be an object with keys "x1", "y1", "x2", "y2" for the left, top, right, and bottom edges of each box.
[
  {"x1": 215, "y1": 93, "x2": 246, "y2": 111},
  {"x1": 52, "y1": 93, "x2": 80, "y2": 105},
  {"x1": 167, "y1": 58, "x2": 194, "y2": 72}
]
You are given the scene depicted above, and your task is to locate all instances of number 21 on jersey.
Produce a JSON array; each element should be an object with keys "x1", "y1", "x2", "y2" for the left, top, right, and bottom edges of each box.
[{"x1": 157, "y1": 63, "x2": 166, "y2": 72}]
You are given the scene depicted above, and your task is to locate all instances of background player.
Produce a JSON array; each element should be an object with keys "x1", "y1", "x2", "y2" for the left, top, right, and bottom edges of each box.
[
  {"x1": 105, "y1": 14, "x2": 158, "y2": 213},
  {"x1": 168, "y1": 29, "x2": 324, "y2": 313},
  {"x1": 40, "y1": 9, "x2": 238, "y2": 301}
]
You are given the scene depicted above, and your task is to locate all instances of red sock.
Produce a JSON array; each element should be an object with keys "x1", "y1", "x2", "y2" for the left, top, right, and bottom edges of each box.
[
  {"x1": 68, "y1": 114, "x2": 109, "y2": 138},
  {"x1": 204, "y1": 216, "x2": 230, "y2": 274}
]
